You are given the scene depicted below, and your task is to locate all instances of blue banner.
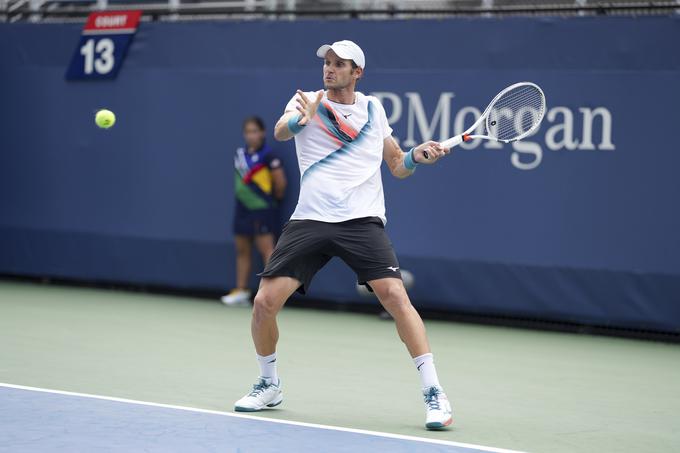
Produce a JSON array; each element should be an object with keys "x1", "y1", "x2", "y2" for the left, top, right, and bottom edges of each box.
[{"x1": 1, "y1": 17, "x2": 679, "y2": 331}]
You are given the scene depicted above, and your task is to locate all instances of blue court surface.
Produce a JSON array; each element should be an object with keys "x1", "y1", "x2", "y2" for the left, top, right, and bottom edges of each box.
[{"x1": 0, "y1": 383, "x2": 522, "y2": 453}]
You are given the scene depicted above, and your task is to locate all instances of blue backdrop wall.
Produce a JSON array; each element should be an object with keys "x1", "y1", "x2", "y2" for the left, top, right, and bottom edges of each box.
[{"x1": 1, "y1": 17, "x2": 679, "y2": 331}]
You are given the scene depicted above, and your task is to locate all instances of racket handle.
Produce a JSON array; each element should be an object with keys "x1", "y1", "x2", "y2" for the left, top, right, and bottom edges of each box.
[{"x1": 440, "y1": 135, "x2": 464, "y2": 149}]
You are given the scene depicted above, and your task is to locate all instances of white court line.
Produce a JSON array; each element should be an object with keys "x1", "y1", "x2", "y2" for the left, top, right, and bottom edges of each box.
[{"x1": 0, "y1": 382, "x2": 526, "y2": 453}]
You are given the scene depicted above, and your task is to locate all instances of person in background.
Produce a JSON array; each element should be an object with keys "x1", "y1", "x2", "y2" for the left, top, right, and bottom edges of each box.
[{"x1": 221, "y1": 116, "x2": 287, "y2": 306}]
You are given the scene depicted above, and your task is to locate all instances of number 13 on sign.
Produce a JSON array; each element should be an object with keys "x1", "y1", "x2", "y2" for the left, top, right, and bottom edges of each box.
[{"x1": 80, "y1": 38, "x2": 115, "y2": 75}]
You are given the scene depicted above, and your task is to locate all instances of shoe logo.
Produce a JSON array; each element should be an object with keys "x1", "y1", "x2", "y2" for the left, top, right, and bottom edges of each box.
[
  {"x1": 387, "y1": 266, "x2": 399, "y2": 272},
  {"x1": 342, "y1": 113, "x2": 352, "y2": 119}
]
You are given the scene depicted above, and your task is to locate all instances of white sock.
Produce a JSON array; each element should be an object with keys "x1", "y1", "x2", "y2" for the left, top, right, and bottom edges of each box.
[
  {"x1": 256, "y1": 352, "x2": 278, "y2": 384},
  {"x1": 413, "y1": 353, "x2": 440, "y2": 389}
]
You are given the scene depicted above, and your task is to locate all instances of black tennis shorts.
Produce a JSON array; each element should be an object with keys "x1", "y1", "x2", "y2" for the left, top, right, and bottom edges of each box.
[{"x1": 259, "y1": 216, "x2": 402, "y2": 294}]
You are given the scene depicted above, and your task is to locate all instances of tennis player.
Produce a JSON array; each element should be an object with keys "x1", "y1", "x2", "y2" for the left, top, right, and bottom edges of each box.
[{"x1": 234, "y1": 40, "x2": 453, "y2": 429}]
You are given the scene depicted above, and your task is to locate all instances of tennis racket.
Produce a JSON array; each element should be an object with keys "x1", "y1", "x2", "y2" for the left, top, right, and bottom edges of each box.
[{"x1": 440, "y1": 82, "x2": 546, "y2": 149}]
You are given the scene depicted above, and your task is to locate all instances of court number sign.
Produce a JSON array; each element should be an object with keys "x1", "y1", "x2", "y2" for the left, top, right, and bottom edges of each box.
[{"x1": 66, "y1": 11, "x2": 141, "y2": 80}]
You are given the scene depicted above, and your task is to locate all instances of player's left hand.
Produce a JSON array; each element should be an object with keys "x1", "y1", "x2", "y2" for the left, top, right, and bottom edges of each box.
[
  {"x1": 296, "y1": 90, "x2": 324, "y2": 126},
  {"x1": 413, "y1": 141, "x2": 450, "y2": 164}
]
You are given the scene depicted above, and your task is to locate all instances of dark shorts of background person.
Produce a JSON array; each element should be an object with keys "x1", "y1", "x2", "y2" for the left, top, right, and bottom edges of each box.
[
  {"x1": 233, "y1": 207, "x2": 280, "y2": 236},
  {"x1": 258, "y1": 216, "x2": 402, "y2": 294}
]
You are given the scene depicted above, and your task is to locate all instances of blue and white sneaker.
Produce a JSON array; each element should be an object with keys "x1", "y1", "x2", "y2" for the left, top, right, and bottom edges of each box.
[
  {"x1": 423, "y1": 386, "x2": 453, "y2": 429},
  {"x1": 234, "y1": 377, "x2": 283, "y2": 412}
]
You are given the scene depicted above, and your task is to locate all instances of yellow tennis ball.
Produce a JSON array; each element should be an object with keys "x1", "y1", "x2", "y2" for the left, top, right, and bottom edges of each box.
[{"x1": 95, "y1": 109, "x2": 116, "y2": 129}]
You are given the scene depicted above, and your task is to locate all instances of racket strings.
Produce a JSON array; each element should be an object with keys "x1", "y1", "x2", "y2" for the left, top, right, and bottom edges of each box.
[{"x1": 487, "y1": 85, "x2": 545, "y2": 141}]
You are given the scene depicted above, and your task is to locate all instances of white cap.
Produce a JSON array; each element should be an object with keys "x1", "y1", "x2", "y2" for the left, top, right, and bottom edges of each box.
[{"x1": 316, "y1": 40, "x2": 365, "y2": 69}]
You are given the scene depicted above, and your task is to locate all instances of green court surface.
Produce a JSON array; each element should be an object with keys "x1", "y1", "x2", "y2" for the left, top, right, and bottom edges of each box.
[{"x1": 1, "y1": 280, "x2": 679, "y2": 453}]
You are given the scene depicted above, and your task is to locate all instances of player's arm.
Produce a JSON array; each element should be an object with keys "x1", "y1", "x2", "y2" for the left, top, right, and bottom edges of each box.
[
  {"x1": 274, "y1": 90, "x2": 324, "y2": 142},
  {"x1": 383, "y1": 137, "x2": 449, "y2": 179},
  {"x1": 274, "y1": 111, "x2": 301, "y2": 142}
]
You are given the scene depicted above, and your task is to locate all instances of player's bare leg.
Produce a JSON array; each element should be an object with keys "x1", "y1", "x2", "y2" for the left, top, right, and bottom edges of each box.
[
  {"x1": 235, "y1": 275, "x2": 300, "y2": 412},
  {"x1": 368, "y1": 277, "x2": 430, "y2": 357},
  {"x1": 369, "y1": 277, "x2": 453, "y2": 429},
  {"x1": 251, "y1": 276, "x2": 300, "y2": 355}
]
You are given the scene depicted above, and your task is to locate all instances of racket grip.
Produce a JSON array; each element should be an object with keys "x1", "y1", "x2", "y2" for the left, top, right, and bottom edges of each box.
[{"x1": 440, "y1": 135, "x2": 464, "y2": 149}]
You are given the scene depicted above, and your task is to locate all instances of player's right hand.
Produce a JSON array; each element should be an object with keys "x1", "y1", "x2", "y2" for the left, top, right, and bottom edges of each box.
[
  {"x1": 295, "y1": 90, "x2": 324, "y2": 126},
  {"x1": 414, "y1": 140, "x2": 449, "y2": 164}
]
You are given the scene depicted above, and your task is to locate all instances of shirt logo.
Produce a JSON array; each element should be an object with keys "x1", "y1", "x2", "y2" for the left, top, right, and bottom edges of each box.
[{"x1": 342, "y1": 113, "x2": 352, "y2": 119}]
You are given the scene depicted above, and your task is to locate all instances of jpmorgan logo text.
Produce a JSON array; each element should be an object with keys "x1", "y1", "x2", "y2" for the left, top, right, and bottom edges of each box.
[{"x1": 371, "y1": 91, "x2": 615, "y2": 170}]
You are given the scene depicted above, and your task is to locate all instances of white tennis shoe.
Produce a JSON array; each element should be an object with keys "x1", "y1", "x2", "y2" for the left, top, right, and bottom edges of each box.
[
  {"x1": 423, "y1": 386, "x2": 453, "y2": 429},
  {"x1": 234, "y1": 377, "x2": 283, "y2": 412}
]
